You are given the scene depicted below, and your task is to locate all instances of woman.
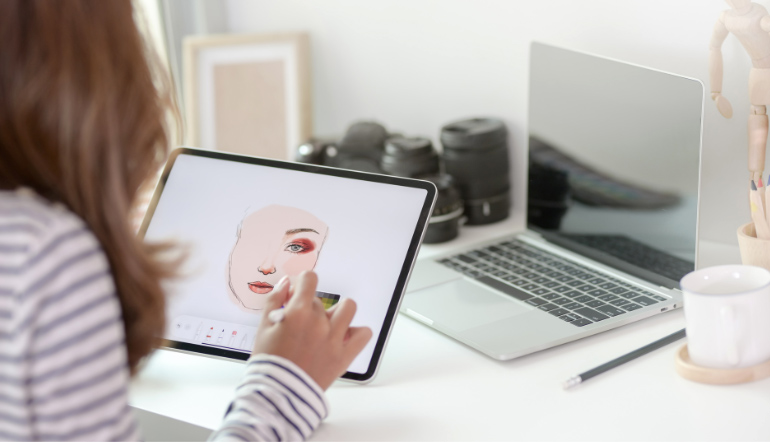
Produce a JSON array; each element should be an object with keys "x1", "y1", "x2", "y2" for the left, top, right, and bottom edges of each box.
[{"x1": 0, "y1": 1, "x2": 372, "y2": 440}]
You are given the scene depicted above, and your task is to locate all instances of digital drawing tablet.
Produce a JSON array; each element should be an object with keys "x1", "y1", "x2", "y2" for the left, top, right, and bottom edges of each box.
[{"x1": 139, "y1": 147, "x2": 436, "y2": 382}]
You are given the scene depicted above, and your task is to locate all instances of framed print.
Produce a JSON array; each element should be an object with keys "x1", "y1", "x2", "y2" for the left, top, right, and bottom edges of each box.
[{"x1": 183, "y1": 33, "x2": 311, "y2": 160}]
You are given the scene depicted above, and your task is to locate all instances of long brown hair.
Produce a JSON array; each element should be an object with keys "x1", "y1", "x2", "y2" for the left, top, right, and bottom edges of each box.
[{"x1": 0, "y1": 0, "x2": 177, "y2": 373}]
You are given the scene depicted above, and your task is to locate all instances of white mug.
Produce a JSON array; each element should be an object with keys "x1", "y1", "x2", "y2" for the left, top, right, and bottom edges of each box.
[{"x1": 680, "y1": 265, "x2": 770, "y2": 369}]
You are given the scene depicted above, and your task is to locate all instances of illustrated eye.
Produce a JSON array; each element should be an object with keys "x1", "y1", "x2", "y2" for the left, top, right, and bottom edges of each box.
[
  {"x1": 287, "y1": 243, "x2": 306, "y2": 253},
  {"x1": 285, "y1": 239, "x2": 315, "y2": 254}
]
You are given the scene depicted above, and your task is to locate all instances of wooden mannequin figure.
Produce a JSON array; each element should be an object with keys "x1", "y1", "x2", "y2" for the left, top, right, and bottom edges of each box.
[{"x1": 710, "y1": 0, "x2": 770, "y2": 183}]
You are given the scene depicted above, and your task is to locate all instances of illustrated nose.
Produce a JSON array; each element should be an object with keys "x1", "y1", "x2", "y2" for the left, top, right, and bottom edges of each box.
[{"x1": 258, "y1": 260, "x2": 276, "y2": 275}]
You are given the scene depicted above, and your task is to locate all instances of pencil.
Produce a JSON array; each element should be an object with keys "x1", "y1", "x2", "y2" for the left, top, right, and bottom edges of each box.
[
  {"x1": 755, "y1": 175, "x2": 770, "y2": 229},
  {"x1": 562, "y1": 328, "x2": 686, "y2": 389},
  {"x1": 751, "y1": 180, "x2": 770, "y2": 239}
]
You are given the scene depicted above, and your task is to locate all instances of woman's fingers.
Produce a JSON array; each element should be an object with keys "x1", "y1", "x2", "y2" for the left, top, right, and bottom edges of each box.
[
  {"x1": 261, "y1": 276, "x2": 290, "y2": 320},
  {"x1": 343, "y1": 326, "x2": 373, "y2": 358},
  {"x1": 282, "y1": 270, "x2": 369, "y2": 348},
  {"x1": 252, "y1": 271, "x2": 373, "y2": 389},
  {"x1": 329, "y1": 298, "x2": 357, "y2": 340},
  {"x1": 286, "y1": 271, "x2": 319, "y2": 311}
]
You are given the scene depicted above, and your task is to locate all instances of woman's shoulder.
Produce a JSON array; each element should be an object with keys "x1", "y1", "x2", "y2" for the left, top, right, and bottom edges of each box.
[
  {"x1": 1, "y1": 186, "x2": 85, "y2": 228},
  {"x1": 0, "y1": 190, "x2": 132, "y2": 442},
  {"x1": 0, "y1": 187, "x2": 98, "y2": 249},
  {"x1": 0, "y1": 188, "x2": 112, "y2": 299}
]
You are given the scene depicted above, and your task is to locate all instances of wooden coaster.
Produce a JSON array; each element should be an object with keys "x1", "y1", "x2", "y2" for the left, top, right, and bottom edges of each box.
[{"x1": 675, "y1": 344, "x2": 770, "y2": 385}]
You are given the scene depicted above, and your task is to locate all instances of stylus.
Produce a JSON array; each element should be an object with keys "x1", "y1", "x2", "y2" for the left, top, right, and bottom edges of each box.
[{"x1": 562, "y1": 328, "x2": 686, "y2": 389}]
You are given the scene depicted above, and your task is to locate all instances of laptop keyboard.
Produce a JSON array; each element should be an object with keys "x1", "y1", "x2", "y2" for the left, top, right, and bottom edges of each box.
[
  {"x1": 436, "y1": 239, "x2": 669, "y2": 327},
  {"x1": 562, "y1": 234, "x2": 694, "y2": 282}
]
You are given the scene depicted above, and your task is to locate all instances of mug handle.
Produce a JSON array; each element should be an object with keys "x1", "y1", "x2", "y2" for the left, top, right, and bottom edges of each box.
[{"x1": 721, "y1": 306, "x2": 741, "y2": 367}]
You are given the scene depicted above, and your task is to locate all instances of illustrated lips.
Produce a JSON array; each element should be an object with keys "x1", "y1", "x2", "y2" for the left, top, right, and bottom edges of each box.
[{"x1": 247, "y1": 281, "x2": 274, "y2": 294}]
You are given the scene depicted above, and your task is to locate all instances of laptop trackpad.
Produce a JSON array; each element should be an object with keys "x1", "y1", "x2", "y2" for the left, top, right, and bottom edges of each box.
[{"x1": 403, "y1": 279, "x2": 530, "y2": 332}]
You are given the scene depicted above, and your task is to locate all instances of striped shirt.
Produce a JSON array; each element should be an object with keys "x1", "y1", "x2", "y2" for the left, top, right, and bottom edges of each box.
[
  {"x1": 211, "y1": 355, "x2": 330, "y2": 442},
  {"x1": 0, "y1": 189, "x2": 329, "y2": 441}
]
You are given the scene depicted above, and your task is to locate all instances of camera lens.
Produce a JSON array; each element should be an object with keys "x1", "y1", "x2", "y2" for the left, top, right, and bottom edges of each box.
[
  {"x1": 422, "y1": 174, "x2": 463, "y2": 244},
  {"x1": 378, "y1": 137, "x2": 461, "y2": 243},
  {"x1": 440, "y1": 118, "x2": 510, "y2": 225},
  {"x1": 380, "y1": 136, "x2": 439, "y2": 178}
]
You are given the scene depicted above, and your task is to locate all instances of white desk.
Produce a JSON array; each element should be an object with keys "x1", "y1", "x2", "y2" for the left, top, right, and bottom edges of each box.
[{"x1": 130, "y1": 221, "x2": 768, "y2": 441}]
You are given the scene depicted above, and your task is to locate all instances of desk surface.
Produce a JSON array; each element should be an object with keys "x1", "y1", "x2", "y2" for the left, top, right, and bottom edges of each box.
[{"x1": 130, "y1": 221, "x2": 766, "y2": 441}]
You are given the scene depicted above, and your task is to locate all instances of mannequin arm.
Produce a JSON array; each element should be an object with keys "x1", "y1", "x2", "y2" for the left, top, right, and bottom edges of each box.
[
  {"x1": 710, "y1": 13, "x2": 732, "y2": 118},
  {"x1": 709, "y1": 13, "x2": 729, "y2": 93}
]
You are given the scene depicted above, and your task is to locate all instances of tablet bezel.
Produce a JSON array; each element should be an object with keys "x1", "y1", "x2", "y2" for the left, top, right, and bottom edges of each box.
[{"x1": 138, "y1": 147, "x2": 437, "y2": 383}]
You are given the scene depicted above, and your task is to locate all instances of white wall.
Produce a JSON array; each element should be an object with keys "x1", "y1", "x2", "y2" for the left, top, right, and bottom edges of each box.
[{"x1": 224, "y1": 0, "x2": 756, "y2": 253}]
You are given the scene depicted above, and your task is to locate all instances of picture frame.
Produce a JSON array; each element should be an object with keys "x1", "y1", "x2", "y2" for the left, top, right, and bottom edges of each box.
[{"x1": 183, "y1": 32, "x2": 311, "y2": 160}]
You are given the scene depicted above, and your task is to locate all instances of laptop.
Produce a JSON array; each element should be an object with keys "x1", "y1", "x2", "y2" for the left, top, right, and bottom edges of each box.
[{"x1": 400, "y1": 42, "x2": 704, "y2": 360}]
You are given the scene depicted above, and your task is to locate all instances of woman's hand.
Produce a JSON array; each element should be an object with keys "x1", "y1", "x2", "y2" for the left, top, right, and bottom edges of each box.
[{"x1": 252, "y1": 271, "x2": 373, "y2": 390}]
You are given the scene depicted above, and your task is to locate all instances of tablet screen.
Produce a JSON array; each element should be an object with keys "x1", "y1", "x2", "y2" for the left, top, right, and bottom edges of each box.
[{"x1": 141, "y1": 148, "x2": 434, "y2": 381}]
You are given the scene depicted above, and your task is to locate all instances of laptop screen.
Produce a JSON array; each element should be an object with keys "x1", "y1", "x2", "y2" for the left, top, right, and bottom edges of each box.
[{"x1": 526, "y1": 42, "x2": 704, "y2": 288}]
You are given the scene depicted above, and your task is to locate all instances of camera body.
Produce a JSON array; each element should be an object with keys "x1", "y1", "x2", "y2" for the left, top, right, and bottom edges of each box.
[
  {"x1": 295, "y1": 122, "x2": 391, "y2": 174},
  {"x1": 295, "y1": 119, "x2": 510, "y2": 242}
]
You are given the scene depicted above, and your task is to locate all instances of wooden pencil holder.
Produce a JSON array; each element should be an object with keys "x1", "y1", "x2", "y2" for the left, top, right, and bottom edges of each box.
[{"x1": 737, "y1": 222, "x2": 770, "y2": 271}]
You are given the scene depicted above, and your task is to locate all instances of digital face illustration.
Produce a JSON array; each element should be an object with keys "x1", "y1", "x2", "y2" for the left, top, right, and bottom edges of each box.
[{"x1": 227, "y1": 205, "x2": 329, "y2": 311}]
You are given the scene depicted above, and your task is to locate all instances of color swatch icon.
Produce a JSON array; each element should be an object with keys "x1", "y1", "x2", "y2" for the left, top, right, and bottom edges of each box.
[{"x1": 315, "y1": 291, "x2": 341, "y2": 310}]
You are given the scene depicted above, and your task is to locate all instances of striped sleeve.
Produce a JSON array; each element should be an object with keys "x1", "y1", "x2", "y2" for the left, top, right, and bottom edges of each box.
[
  {"x1": 209, "y1": 354, "x2": 330, "y2": 442},
  {"x1": 0, "y1": 191, "x2": 140, "y2": 441}
]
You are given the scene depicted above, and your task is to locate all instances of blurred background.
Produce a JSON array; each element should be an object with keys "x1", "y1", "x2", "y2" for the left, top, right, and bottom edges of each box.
[{"x1": 136, "y1": 0, "x2": 751, "y2": 254}]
